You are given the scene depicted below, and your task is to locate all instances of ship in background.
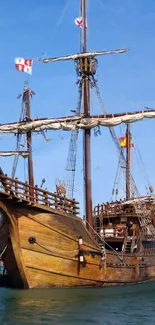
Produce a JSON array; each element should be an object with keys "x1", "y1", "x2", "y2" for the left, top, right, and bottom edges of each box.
[{"x1": 0, "y1": 0, "x2": 154, "y2": 288}]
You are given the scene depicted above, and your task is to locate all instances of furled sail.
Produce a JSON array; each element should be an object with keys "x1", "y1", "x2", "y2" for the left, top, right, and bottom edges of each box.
[
  {"x1": 39, "y1": 49, "x2": 128, "y2": 63},
  {"x1": 0, "y1": 110, "x2": 155, "y2": 133},
  {"x1": 121, "y1": 196, "x2": 155, "y2": 205},
  {"x1": 0, "y1": 151, "x2": 29, "y2": 157}
]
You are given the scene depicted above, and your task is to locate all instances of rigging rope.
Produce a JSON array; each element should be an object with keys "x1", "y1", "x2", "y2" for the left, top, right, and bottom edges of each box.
[
  {"x1": 56, "y1": 0, "x2": 72, "y2": 29},
  {"x1": 111, "y1": 154, "x2": 122, "y2": 201},
  {"x1": 132, "y1": 197, "x2": 155, "y2": 238},
  {"x1": 11, "y1": 95, "x2": 26, "y2": 179},
  {"x1": 91, "y1": 75, "x2": 140, "y2": 198},
  {"x1": 43, "y1": 0, "x2": 72, "y2": 56},
  {"x1": 65, "y1": 79, "x2": 83, "y2": 198},
  {"x1": 85, "y1": 219, "x2": 125, "y2": 264},
  {"x1": 95, "y1": 0, "x2": 117, "y2": 29},
  {"x1": 0, "y1": 244, "x2": 8, "y2": 258},
  {"x1": 136, "y1": 146, "x2": 152, "y2": 191}
]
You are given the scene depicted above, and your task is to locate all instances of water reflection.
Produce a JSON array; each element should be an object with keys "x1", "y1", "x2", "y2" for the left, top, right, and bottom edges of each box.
[{"x1": 0, "y1": 283, "x2": 155, "y2": 324}]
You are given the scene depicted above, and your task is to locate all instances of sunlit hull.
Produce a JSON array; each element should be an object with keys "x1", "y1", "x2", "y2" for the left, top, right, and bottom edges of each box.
[{"x1": 0, "y1": 199, "x2": 155, "y2": 289}]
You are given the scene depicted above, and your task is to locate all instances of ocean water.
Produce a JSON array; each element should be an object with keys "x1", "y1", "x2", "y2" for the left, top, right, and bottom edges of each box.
[{"x1": 0, "y1": 283, "x2": 155, "y2": 325}]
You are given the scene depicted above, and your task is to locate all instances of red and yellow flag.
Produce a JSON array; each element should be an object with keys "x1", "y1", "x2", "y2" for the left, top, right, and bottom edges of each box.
[
  {"x1": 118, "y1": 136, "x2": 134, "y2": 148},
  {"x1": 15, "y1": 58, "x2": 33, "y2": 75}
]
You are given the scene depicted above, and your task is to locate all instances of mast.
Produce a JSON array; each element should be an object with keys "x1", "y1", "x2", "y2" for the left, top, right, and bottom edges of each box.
[
  {"x1": 24, "y1": 83, "x2": 34, "y2": 200},
  {"x1": 126, "y1": 123, "x2": 131, "y2": 200},
  {"x1": 81, "y1": 0, "x2": 93, "y2": 232}
]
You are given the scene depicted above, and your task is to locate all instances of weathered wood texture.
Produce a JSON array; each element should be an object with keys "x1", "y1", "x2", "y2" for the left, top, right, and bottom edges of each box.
[
  {"x1": 0, "y1": 174, "x2": 79, "y2": 215},
  {"x1": 0, "y1": 200, "x2": 155, "y2": 288}
]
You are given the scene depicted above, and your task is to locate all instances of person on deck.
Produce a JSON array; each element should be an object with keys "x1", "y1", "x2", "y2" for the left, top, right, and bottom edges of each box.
[{"x1": 126, "y1": 221, "x2": 133, "y2": 237}]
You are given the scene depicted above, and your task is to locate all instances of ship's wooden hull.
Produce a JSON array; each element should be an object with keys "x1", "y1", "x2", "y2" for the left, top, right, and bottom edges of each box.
[{"x1": 0, "y1": 200, "x2": 155, "y2": 288}]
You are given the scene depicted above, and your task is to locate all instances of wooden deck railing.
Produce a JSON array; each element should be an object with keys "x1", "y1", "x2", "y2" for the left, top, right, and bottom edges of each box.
[
  {"x1": 93, "y1": 202, "x2": 152, "y2": 217},
  {"x1": 0, "y1": 174, "x2": 79, "y2": 216}
]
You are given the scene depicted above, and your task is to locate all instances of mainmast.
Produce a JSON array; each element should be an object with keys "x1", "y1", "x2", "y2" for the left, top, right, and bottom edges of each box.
[
  {"x1": 126, "y1": 124, "x2": 131, "y2": 200},
  {"x1": 81, "y1": 0, "x2": 93, "y2": 232},
  {"x1": 24, "y1": 83, "x2": 34, "y2": 200},
  {"x1": 39, "y1": 1, "x2": 129, "y2": 227}
]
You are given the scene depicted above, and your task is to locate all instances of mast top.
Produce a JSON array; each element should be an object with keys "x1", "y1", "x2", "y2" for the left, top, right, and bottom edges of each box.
[{"x1": 81, "y1": 0, "x2": 87, "y2": 52}]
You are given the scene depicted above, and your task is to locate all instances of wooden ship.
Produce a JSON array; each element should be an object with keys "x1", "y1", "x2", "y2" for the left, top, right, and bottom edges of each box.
[{"x1": 0, "y1": 0, "x2": 155, "y2": 289}]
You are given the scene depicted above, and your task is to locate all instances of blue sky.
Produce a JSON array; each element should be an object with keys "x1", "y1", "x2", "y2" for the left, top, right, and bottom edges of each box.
[{"x1": 0, "y1": 0, "x2": 155, "y2": 215}]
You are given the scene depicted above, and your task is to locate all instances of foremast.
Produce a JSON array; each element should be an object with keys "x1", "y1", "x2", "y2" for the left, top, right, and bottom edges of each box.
[{"x1": 23, "y1": 83, "x2": 34, "y2": 200}]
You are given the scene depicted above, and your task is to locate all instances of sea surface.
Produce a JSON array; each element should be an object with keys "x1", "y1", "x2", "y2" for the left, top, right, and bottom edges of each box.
[{"x1": 0, "y1": 283, "x2": 155, "y2": 325}]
